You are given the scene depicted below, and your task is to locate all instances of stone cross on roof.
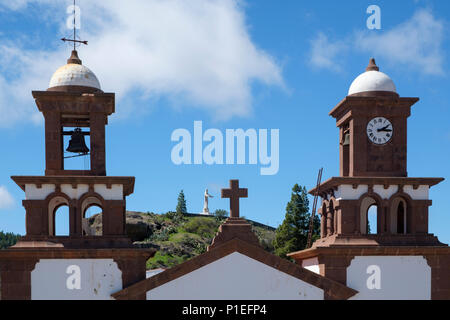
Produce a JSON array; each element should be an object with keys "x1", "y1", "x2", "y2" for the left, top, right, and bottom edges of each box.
[{"x1": 221, "y1": 180, "x2": 248, "y2": 218}]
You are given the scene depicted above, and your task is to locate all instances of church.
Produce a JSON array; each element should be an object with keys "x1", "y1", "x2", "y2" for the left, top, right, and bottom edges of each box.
[{"x1": 0, "y1": 46, "x2": 448, "y2": 299}]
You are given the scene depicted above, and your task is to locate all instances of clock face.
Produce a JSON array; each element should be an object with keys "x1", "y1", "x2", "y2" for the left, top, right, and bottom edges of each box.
[{"x1": 367, "y1": 117, "x2": 393, "y2": 145}]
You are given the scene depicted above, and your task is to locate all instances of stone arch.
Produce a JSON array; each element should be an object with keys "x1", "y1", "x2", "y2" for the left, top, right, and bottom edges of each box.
[
  {"x1": 45, "y1": 192, "x2": 71, "y2": 236},
  {"x1": 357, "y1": 192, "x2": 383, "y2": 235},
  {"x1": 388, "y1": 192, "x2": 413, "y2": 235},
  {"x1": 78, "y1": 192, "x2": 106, "y2": 236}
]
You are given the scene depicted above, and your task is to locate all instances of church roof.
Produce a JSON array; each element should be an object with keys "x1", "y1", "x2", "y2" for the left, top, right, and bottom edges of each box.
[{"x1": 112, "y1": 218, "x2": 358, "y2": 300}]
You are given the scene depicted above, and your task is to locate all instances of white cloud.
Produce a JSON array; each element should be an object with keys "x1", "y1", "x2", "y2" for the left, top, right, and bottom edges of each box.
[
  {"x1": 0, "y1": 186, "x2": 14, "y2": 209},
  {"x1": 309, "y1": 32, "x2": 348, "y2": 72},
  {"x1": 309, "y1": 9, "x2": 446, "y2": 76},
  {"x1": 0, "y1": 0, "x2": 283, "y2": 126},
  {"x1": 356, "y1": 9, "x2": 445, "y2": 76}
]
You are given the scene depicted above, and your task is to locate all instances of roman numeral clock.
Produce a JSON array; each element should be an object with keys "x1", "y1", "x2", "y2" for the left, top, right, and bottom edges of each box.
[{"x1": 367, "y1": 117, "x2": 393, "y2": 145}]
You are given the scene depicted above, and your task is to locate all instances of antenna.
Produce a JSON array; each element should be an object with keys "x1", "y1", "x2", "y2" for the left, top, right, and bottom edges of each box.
[
  {"x1": 306, "y1": 168, "x2": 323, "y2": 249},
  {"x1": 61, "y1": 0, "x2": 88, "y2": 48}
]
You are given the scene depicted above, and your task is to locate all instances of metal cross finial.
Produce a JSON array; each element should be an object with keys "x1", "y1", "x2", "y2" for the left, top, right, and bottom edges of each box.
[
  {"x1": 61, "y1": 0, "x2": 88, "y2": 50},
  {"x1": 221, "y1": 180, "x2": 248, "y2": 218}
]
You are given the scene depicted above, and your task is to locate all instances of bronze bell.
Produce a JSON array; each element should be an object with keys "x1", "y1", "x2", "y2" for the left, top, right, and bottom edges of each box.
[
  {"x1": 342, "y1": 133, "x2": 350, "y2": 146},
  {"x1": 66, "y1": 128, "x2": 90, "y2": 154}
]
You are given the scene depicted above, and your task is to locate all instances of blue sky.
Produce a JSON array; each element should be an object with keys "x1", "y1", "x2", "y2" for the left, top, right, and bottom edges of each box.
[{"x1": 0, "y1": 0, "x2": 449, "y2": 243}]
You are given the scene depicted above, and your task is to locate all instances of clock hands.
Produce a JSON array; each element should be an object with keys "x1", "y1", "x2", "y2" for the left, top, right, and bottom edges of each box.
[{"x1": 377, "y1": 125, "x2": 392, "y2": 132}]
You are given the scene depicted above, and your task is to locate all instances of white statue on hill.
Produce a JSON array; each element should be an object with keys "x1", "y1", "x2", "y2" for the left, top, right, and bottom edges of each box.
[{"x1": 202, "y1": 189, "x2": 214, "y2": 215}]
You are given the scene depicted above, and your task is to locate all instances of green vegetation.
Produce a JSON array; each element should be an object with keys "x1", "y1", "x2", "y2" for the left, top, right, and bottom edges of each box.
[
  {"x1": 176, "y1": 190, "x2": 187, "y2": 216},
  {"x1": 273, "y1": 184, "x2": 320, "y2": 260},
  {"x1": 0, "y1": 231, "x2": 21, "y2": 249},
  {"x1": 133, "y1": 213, "x2": 275, "y2": 270}
]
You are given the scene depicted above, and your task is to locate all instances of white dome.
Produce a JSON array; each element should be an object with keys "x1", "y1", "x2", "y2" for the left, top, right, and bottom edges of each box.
[
  {"x1": 348, "y1": 59, "x2": 397, "y2": 96},
  {"x1": 49, "y1": 63, "x2": 101, "y2": 90},
  {"x1": 348, "y1": 70, "x2": 396, "y2": 95}
]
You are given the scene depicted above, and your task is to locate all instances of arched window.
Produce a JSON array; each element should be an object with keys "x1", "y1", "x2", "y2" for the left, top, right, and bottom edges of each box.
[
  {"x1": 360, "y1": 197, "x2": 378, "y2": 235},
  {"x1": 81, "y1": 197, "x2": 103, "y2": 236},
  {"x1": 367, "y1": 205, "x2": 377, "y2": 234},
  {"x1": 48, "y1": 196, "x2": 70, "y2": 236},
  {"x1": 390, "y1": 198, "x2": 407, "y2": 234},
  {"x1": 54, "y1": 205, "x2": 70, "y2": 236}
]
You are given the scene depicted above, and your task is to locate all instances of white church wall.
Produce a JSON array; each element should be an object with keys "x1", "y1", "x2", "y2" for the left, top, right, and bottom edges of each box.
[
  {"x1": 94, "y1": 184, "x2": 124, "y2": 200},
  {"x1": 61, "y1": 184, "x2": 89, "y2": 200},
  {"x1": 347, "y1": 256, "x2": 431, "y2": 300},
  {"x1": 25, "y1": 184, "x2": 55, "y2": 200},
  {"x1": 403, "y1": 185, "x2": 429, "y2": 200},
  {"x1": 146, "y1": 252, "x2": 324, "y2": 300},
  {"x1": 373, "y1": 185, "x2": 398, "y2": 199},
  {"x1": 301, "y1": 257, "x2": 320, "y2": 274},
  {"x1": 335, "y1": 185, "x2": 368, "y2": 200},
  {"x1": 31, "y1": 259, "x2": 122, "y2": 300},
  {"x1": 23, "y1": 183, "x2": 124, "y2": 201}
]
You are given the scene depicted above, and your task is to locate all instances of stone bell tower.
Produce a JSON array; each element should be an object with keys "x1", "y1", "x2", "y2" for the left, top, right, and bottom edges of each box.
[
  {"x1": 288, "y1": 59, "x2": 450, "y2": 300},
  {"x1": 0, "y1": 50, "x2": 153, "y2": 300}
]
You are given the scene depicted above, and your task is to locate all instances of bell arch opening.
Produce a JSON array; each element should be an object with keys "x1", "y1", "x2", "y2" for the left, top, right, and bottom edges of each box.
[
  {"x1": 48, "y1": 196, "x2": 70, "y2": 236},
  {"x1": 81, "y1": 196, "x2": 103, "y2": 236},
  {"x1": 390, "y1": 197, "x2": 408, "y2": 234},
  {"x1": 360, "y1": 197, "x2": 378, "y2": 235}
]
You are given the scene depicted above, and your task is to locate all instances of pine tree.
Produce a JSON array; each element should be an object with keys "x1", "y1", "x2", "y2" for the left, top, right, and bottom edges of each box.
[
  {"x1": 176, "y1": 190, "x2": 187, "y2": 216},
  {"x1": 273, "y1": 184, "x2": 320, "y2": 259}
]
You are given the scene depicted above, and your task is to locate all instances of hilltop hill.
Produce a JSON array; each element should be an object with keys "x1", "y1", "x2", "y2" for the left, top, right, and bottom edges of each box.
[{"x1": 89, "y1": 211, "x2": 276, "y2": 269}]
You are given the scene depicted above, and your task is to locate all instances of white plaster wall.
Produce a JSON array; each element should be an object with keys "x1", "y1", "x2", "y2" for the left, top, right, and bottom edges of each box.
[
  {"x1": 94, "y1": 184, "x2": 123, "y2": 200},
  {"x1": 347, "y1": 256, "x2": 431, "y2": 300},
  {"x1": 335, "y1": 185, "x2": 368, "y2": 200},
  {"x1": 25, "y1": 184, "x2": 55, "y2": 200},
  {"x1": 301, "y1": 257, "x2": 320, "y2": 275},
  {"x1": 61, "y1": 184, "x2": 89, "y2": 200},
  {"x1": 146, "y1": 252, "x2": 324, "y2": 300},
  {"x1": 31, "y1": 259, "x2": 122, "y2": 300},
  {"x1": 404, "y1": 185, "x2": 429, "y2": 200},
  {"x1": 373, "y1": 185, "x2": 398, "y2": 199}
]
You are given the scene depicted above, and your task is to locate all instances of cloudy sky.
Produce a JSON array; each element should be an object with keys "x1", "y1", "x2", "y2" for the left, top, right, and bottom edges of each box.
[{"x1": 0, "y1": 0, "x2": 449, "y2": 243}]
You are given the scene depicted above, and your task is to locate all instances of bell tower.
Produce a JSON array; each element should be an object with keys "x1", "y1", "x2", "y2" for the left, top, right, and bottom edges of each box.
[
  {"x1": 288, "y1": 59, "x2": 450, "y2": 300},
  {"x1": 34, "y1": 50, "x2": 110, "y2": 176},
  {"x1": 0, "y1": 48, "x2": 153, "y2": 300}
]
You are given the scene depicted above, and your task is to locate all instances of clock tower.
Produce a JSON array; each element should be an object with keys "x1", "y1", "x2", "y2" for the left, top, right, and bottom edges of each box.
[
  {"x1": 335, "y1": 58, "x2": 415, "y2": 177},
  {"x1": 288, "y1": 59, "x2": 450, "y2": 300}
]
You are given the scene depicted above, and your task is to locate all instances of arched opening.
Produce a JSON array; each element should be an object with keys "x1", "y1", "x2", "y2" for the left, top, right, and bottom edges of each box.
[
  {"x1": 54, "y1": 205, "x2": 70, "y2": 236},
  {"x1": 390, "y1": 197, "x2": 407, "y2": 234},
  {"x1": 367, "y1": 205, "x2": 377, "y2": 234},
  {"x1": 48, "y1": 196, "x2": 70, "y2": 236},
  {"x1": 360, "y1": 197, "x2": 378, "y2": 235},
  {"x1": 81, "y1": 197, "x2": 103, "y2": 236}
]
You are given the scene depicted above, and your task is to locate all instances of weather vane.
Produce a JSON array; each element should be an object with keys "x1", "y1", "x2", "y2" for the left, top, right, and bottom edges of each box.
[{"x1": 61, "y1": 0, "x2": 88, "y2": 50}]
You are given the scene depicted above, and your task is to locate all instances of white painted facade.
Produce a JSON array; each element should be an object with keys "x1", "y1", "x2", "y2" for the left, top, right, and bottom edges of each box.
[
  {"x1": 301, "y1": 257, "x2": 320, "y2": 275},
  {"x1": 31, "y1": 259, "x2": 122, "y2": 300},
  {"x1": 332, "y1": 184, "x2": 429, "y2": 201},
  {"x1": 24, "y1": 183, "x2": 124, "y2": 201},
  {"x1": 146, "y1": 252, "x2": 324, "y2": 300},
  {"x1": 347, "y1": 256, "x2": 431, "y2": 300}
]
